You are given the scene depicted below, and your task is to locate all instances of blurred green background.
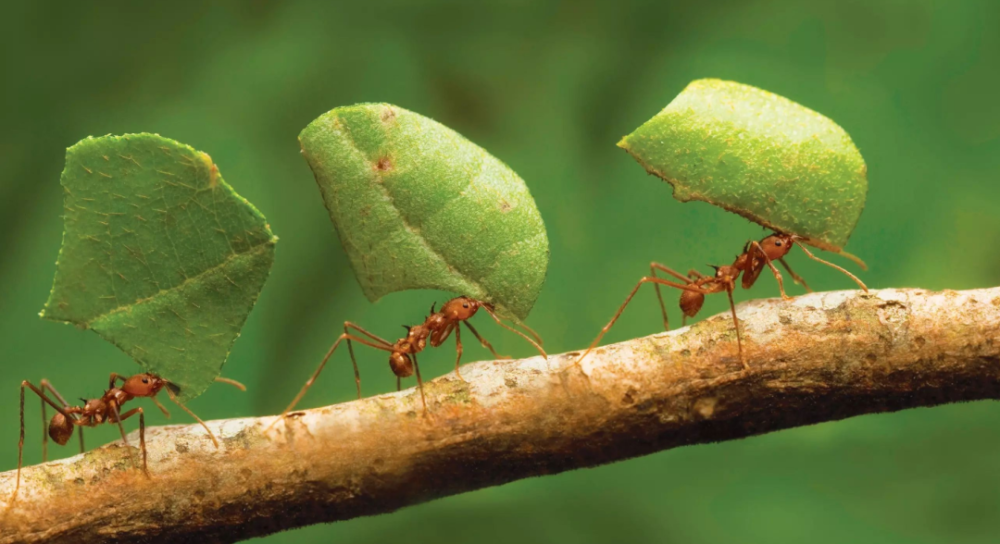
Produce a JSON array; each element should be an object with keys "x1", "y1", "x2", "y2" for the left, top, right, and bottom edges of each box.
[{"x1": 2, "y1": 1, "x2": 999, "y2": 542}]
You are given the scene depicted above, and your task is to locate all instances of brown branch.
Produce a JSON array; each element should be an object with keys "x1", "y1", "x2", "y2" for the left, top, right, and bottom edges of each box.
[{"x1": 2, "y1": 287, "x2": 999, "y2": 543}]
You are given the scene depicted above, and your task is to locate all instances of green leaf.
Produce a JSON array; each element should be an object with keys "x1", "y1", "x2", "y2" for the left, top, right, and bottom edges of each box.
[
  {"x1": 41, "y1": 134, "x2": 277, "y2": 402},
  {"x1": 620, "y1": 79, "x2": 868, "y2": 262},
  {"x1": 299, "y1": 103, "x2": 549, "y2": 321}
]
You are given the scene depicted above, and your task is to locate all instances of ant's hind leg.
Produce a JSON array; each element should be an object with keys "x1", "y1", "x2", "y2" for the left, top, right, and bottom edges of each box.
[
  {"x1": 344, "y1": 322, "x2": 394, "y2": 400},
  {"x1": 572, "y1": 276, "x2": 709, "y2": 367},
  {"x1": 650, "y1": 262, "x2": 694, "y2": 331},
  {"x1": 12, "y1": 382, "x2": 77, "y2": 504},
  {"x1": 13, "y1": 382, "x2": 26, "y2": 503},
  {"x1": 39, "y1": 379, "x2": 77, "y2": 458}
]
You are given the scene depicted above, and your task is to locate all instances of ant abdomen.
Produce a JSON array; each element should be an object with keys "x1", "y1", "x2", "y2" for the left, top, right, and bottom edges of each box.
[
  {"x1": 48, "y1": 413, "x2": 74, "y2": 446},
  {"x1": 679, "y1": 289, "x2": 704, "y2": 318},
  {"x1": 389, "y1": 352, "x2": 414, "y2": 378}
]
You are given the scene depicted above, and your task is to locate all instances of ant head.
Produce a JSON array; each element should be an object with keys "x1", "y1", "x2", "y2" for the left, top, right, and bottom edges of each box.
[
  {"x1": 441, "y1": 296, "x2": 480, "y2": 321},
  {"x1": 121, "y1": 373, "x2": 167, "y2": 398},
  {"x1": 48, "y1": 412, "x2": 74, "y2": 446},
  {"x1": 760, "y1": 233, "x2": 794, "y2": 260},
  {"x1": 389, "y1": 351, "x2": 414, "y2": 378}
]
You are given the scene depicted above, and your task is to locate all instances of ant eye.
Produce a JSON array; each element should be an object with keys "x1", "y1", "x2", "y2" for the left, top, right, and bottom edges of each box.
[
  {"x1": 142, "y1": 378, "x2": 149, "y2": 384},
  {"x1": 462, "y1": 303, "x2": 469, "y2": 309},
  {"x1": 774, "y1": 241, "x2": 782, "y2": 247}
]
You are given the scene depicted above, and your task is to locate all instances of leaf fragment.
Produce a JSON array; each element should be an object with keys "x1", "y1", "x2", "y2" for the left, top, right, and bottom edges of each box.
[
  {"x1": 620, "y1": 79, "x2": 867, "y2": 261},
  {"x1": 299, "y1": 103, "x2": 549, "y2": 320},
  {"x1": 42, "y1": 134, "x2": 277, "y2": 402}
]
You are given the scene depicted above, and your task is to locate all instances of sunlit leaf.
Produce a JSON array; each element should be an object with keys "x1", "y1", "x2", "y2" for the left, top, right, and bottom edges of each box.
[
  {"x1": 41, "y1": 134, "x2": 277, "y2": 402},
  {"x1": 299, "y1": 103, "x2": 549, "y2": 321},
  {"x1": 620, "y1": 79, "x2": 867, "y2": 262}
]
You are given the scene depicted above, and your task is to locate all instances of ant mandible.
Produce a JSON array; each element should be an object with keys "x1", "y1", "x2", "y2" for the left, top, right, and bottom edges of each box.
[
  {"x1": 275, "y1": 295, "x2": 546, "y2": 420},
  {"x1": 9, "y1": 373, "x2": 244, "y2": 505},
  {"x1": 576, "y1": 232, "x2": 868, "y2": 368}
]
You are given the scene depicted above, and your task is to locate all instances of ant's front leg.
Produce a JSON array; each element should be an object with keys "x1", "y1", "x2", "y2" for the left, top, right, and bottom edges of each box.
[
  {"x1": 452, "y1": 324, "x2": 468, "y2": 382},
  {"x1": 778, "y1": 257, "x2": 812, "y2": 292},
  {"x1": 749, "y1": 241, "x2": 791, "y2": 300}
]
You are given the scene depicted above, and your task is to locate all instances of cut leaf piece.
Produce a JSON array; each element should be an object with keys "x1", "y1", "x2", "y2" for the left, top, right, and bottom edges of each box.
[
  {"x1": 620, "y1": 79, "x2": 867, "y2": 264},
  {"x1": 299, "y1": 103, "x2": 549, "y2": 321},
  {"x1": 42, "y1": 134, "x2": 277, "y2": 402}
]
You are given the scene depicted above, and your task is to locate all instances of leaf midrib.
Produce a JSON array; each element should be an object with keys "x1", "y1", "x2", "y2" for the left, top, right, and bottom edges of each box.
[{"x1": 45, "y1": 236, "x2": 276, "y2": 327}]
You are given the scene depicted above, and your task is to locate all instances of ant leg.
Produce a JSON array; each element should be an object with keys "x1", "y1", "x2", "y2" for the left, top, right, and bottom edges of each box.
[
  {"x1": 650, "y1": 265, "x2": 670, "y2": 331},
  {"x1": 514, "y1": 321, "x2": 544, "y2": 348},
  {"x1": 39, "y1": 379, "x2": 78, "y2": 457},
  {"x1": 39, "y1": 389, "x2": 47, "y2": 462},
  {"x1": 412, "y1": 353, "x2": 428, "y2": 413},
  {"x1": 272, "y1": 332, "x2": 393, "y2": 427},
  {"x1": 573, "y1": 277, "x2": 710, "y2": 367},
  {"x1": 650, "y1": 262, "x2": 694, "y2": 331},
  {"x1": 149, "y1": 396, "x2": 171, "y2": 418},
  {"x1": 344, "y1": 322, "x2": 394, "y2": 400},
  {"x1": 453, "y1": 324, "x2": 467, "y2": 382},
  {"x1": 687, "y1": 269, "x2": 708, "y2": 279},
  {"x1": 464, "y1": 322, "x2": 508, "y2": 360},
  {"x1": 397, "y1": 377, "x2": 401, "y2": 392},
  {"x1": 481, "y1": 306, "x2": 547, "y2": 359},
  {"x1": 726, "y1": 286, "x2": 748, "y2": 370},
  {"x1": 13, "y1": 382, "x2": 25, "y2": 503},
  {"x1": 108, "y1": 401, "x2": 141, "y2": 472},
  {"x1": 793, "y1": 241, "x2": 868, "y2": 292},
  {"x1": 108, "y1": 373, "x2": 127, "y2": 389},
  {"x1": 749, "y1": 241, "x2": 790, "y2": 300},
  {"x1": 12, "y1": 382, "x2": 76, "y2": 504},
  {"x1": 117, "y1": 408, "x2": 148, "y2": 477},
  {"x1": 778, "y1": 257, "x2": 812, "y2": 292},
  {"x1": 214, "y1": 377, "x2": 246, "y2": 391},
  {"x1": 164, "y1": 388, "x2": 219, "y2": 448}
]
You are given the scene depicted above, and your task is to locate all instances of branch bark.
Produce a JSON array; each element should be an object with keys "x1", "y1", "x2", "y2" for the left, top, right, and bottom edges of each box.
[{"x1": 2, "y1": 287, "x2": 999, "y2": 543}]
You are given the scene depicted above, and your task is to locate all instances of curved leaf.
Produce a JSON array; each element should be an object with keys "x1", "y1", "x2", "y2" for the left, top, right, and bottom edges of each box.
[
  {"x1": 41, "y1": 134, "x2": 277, "y2": 402},
  {"x1": 299, "y1": 104, "x2": 548, "y2": 320},
  {"x1": 620, "y1": 79, "x2": 867, "y2": 262}
]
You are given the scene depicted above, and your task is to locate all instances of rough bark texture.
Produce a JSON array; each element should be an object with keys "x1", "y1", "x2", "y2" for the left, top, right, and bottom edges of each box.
[{"x1": 1, "y1": 287, "x2": 998, "y2": 543}]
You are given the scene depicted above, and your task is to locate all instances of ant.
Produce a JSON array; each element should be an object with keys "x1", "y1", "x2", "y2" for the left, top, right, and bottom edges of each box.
[
  {"x1": 8, "y1": 373, "x2": 244, "y2": 505},
  {"x1": 576, "y1": 232, "x2": 868, "y2": 368},
  {"x1": 274, "y1": 296, "x2": 546, "y2": 421}
]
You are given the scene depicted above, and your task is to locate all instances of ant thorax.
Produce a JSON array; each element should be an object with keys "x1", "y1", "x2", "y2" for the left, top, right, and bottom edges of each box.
[{"x1": 83, "y1": 398, "x2": 108, "y2": 419}]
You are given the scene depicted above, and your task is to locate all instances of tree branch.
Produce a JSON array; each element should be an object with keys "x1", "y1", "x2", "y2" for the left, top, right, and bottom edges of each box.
[{"x1": 2, "y1": 287, "x2": 999, "y2": 543}]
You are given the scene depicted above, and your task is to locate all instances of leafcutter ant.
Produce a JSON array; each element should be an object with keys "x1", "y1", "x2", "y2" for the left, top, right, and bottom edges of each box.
[
  {"x1": 576, "y1": 232, "x2": 867, "y2": 367},
  {"x1": 274, "y1": 296, "x2": 546, "y2": 421},
  {"x1": 8, "y1": 373, "x2": 244, "y2": 505}
]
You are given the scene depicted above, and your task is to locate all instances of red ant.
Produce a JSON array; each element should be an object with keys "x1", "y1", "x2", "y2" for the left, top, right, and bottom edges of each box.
[
  {"x1": 8, "y1": 373, "x2": 244, "y2": 504},
  {"x1": 576, "y1": 232, "x2": 868, "y2": 368},
  {"x1": 274, "y1": 296, "x2": 546, "y2": 420}
]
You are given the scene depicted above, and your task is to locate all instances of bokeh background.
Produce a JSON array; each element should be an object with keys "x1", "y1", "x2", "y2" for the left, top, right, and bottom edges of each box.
[{"x1": 3, "y1": 1, "x2": 1000, "y2": 542}]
